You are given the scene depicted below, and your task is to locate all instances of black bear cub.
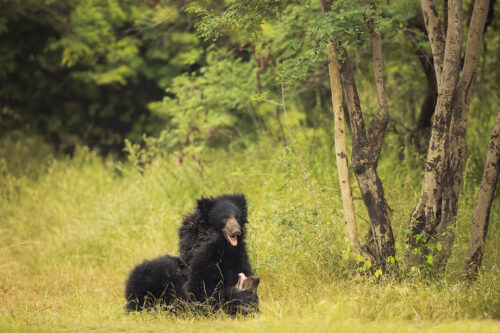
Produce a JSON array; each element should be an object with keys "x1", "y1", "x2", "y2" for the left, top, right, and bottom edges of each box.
[
  {"x1": 124, "y1": 255, "x2": 185, "y2": 311},
  {"x1": 125, "y1": 193, "x2": 259, "y2": 315}
]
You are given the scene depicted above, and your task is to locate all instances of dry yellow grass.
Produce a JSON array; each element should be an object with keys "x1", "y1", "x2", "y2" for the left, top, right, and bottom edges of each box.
[{"x1": 1, "y1": 137, "x2": 499, "y2": 332}]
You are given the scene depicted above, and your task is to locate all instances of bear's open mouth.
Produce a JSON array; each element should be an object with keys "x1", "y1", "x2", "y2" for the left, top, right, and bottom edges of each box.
[
  {"x1": 223, "y1": 217, "x2": 241, "y2": 247},
  {"x1": 225, "y1": 232, "x2": 240, "y2": 246}
]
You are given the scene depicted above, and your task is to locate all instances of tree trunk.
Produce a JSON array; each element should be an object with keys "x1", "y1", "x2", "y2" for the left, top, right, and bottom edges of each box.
[
  {"x1": 341, "y1": 54, "x2": 396, "y2": 269},
  {"x1": 464, "y1": 111, "x2": 500, "y2": 279},
  {"x1": 409, "y1": 0, "x2": 491, "y2": 269},
  {"x1": 319, "y1": 0, "x2": 388, "y2": 267},
  {"x1": 317, "y1": 0, "x2": 355, "y2": 253},
  {"x1": 326, "y1": 41, "x2": 366, "y2": 260},
  {"x1": 409, "y1": 0, "x2": 463, "y2": 246},
  {"x1": 319, "y1": 0, "x2": 373, "y2": 262},
  {"x1": 328, "y1": 1, "x2": 396, "y2": 270}
]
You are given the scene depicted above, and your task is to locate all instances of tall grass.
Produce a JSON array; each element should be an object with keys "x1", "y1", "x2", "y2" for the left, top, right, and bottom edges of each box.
[{"x1": 0, "y1": 132, "x2": 499, "y2": 332}]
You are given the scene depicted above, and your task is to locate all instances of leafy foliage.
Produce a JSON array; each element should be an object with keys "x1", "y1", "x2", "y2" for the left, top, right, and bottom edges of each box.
[
  {"x1": 0, "y1": 0, "x2": 206, "y2": 154},
  {"x1": 1, "y1": 0, "x2": 498, "y2": 166},
  {"x1": 150, "y1": 48, "x2": 259, "y2": 156}
]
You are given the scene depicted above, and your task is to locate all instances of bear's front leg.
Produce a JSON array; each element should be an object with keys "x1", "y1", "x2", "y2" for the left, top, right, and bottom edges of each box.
[
  {"x1": 221, "y1": 243, "x2": 254, "y2": 298},
  {"x1": 182, "y1": 232, "x2": 226, "y2": 303}
]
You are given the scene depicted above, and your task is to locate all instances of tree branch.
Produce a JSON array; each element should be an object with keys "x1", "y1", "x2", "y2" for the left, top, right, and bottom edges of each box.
[
  {"x1": 367, "y1": 10, "x2": 389, "y2": 162},
  {"x1": 419, "y1": 0, "x2": 445, "y2": 89},
  {"x1": 459, "y1": 0, "x2": 491, "y2": 105},
  {"x1": 341, "y1": 54, "x2": 369, "y2": 150},
  {"x1": 440, "y1": 0, "x2": 463, "y2": 92}
]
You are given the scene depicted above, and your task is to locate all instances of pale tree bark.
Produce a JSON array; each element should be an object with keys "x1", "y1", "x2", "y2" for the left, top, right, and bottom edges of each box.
[
  {"x1": 464, "y1": 111, "x2": 500, "y2": 280},
  {"x1": 409, "y1": 0, "x2": 491, "y2": 269},
  {"x1": 333, "y1": 3, "x2": 396, "y2": 270},
  {"x1": 435, "y1": 0, "x2": 491, "y2": 266},
  {"x1": 320, "y1": 0, "x2": 395, "y2": 270},
  {"x1": 367, "y1": 16, "x2": 389, "y2": 161},
  {"x1": 410, "y1": 0, "x2": 463, "y2": 239},
  {"x1": 327, "y1": 42, "x2": 368, "y2": 260},
  {"x1": 419, "y1": 0, "x2": 445, "y2": 89},
  {"x1": 341, "y1": 48, "x2": 395, "y2": 270},
  {"x1": 319, "y1": 0, "x2": 372, "y2": 263}
]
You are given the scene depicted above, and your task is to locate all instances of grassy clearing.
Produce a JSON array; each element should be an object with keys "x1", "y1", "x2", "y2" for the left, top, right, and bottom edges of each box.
[{"x1": 0, "y1": 134, "x2": 499, "y2": 332}]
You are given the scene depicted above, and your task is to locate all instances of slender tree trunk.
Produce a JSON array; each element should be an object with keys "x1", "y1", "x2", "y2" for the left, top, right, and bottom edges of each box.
[
  {"x1": 341, "y1": 54, "x2": 395, "y2": 269},
  {"x1": 319, "y1": 0, "x2": 395, "y2": 267},
  {"x1": 326, "y1": 42, "x2": 369, "y2": 260},
  {"x1": 464, "y1": 111, "x2": 500, "y2": 279},
  {"x1": 409, "y1": 0, "x2": 491, "y2": 269},
  {"x1": 319, "y1": 0, "x2": 373, "y2": 262},
  {"x1": 321, "y1": 0, "x2": 396, "y2": 270}
]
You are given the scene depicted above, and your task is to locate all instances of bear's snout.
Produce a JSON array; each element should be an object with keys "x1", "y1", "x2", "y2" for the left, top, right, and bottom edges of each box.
[
  {"x1": 228, "y1": 226, "x2": 241, "y2": 236},
  {"x1": 223, "y1": 217, "x2": 241, "y2": 246}
]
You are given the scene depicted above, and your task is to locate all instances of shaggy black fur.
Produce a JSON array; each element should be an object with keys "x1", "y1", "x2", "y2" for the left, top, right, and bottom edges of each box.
[
  {"x1": 124, "y1": 255, "x2": 185, "y2": 312},
  {"x1": 178, "y1": 194, "x2": 253, "y2": 303},
  {"x1": 124, "y1": 193, "x2": 259, "y2": 315}
]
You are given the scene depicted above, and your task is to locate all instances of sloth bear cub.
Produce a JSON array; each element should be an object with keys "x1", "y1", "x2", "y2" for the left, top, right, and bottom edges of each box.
[
  {"x1": 125, "y1": 255, "x2": 185, "y2": 311},
  {"x1": 125, "y1": 194, "x2": 259, "y2": 315}
]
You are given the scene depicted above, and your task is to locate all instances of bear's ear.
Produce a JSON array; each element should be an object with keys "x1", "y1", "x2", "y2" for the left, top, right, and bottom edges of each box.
[
  {"x1": 230, "y1": 193, "x2": 247, "y2": 215},
  {"x1": 197, "y1": 197, "x2": 215, "y2": 215}
]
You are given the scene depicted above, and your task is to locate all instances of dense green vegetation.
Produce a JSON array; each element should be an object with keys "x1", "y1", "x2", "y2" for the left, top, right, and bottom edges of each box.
[{"x1": 1, "y1": 0, "x2": 499, "y2": 331}]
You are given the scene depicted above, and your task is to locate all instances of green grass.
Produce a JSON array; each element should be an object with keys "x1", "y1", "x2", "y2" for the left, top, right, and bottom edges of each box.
[{"x1": 0, "y1": 134, "x2": 499, "y2": 332}]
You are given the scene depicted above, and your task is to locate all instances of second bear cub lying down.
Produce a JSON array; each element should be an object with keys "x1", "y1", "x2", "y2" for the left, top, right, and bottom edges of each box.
[
  {"x1": 125, "y1": 194, "x2": 260, "y2": 315},
  {"x1": 125, "y1": 255, "x2": 259, "y2": 314}
]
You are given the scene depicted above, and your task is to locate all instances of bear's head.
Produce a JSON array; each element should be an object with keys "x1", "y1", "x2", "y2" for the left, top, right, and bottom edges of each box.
[
  {"x1": 196, "y1": 193, "x2": 248, "y2": 247},
  {"x1": 224, "y1": 273, "x2": 260, "y2": 315}
]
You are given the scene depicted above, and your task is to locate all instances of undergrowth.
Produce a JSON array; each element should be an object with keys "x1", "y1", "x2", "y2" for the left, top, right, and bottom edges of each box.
[{"x1": 0, "y1": 133, "x2": 499, "y2": 332}]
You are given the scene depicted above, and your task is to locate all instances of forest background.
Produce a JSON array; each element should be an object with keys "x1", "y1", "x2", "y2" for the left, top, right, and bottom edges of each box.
[{"x1": 0, "y1": 0, "x2": 499, "y2": 332}]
